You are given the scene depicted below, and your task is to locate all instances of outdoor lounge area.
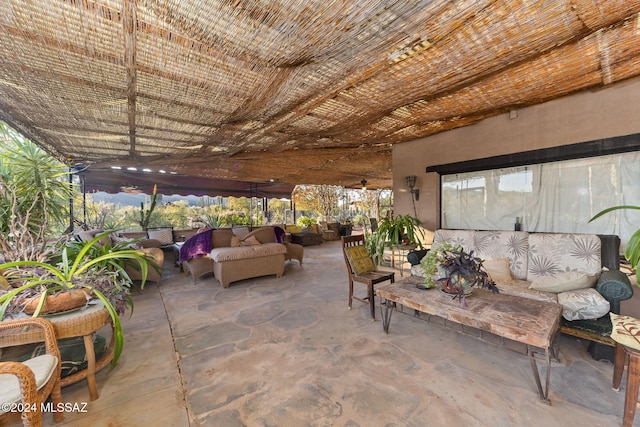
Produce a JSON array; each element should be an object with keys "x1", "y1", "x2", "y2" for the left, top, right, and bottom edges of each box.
[
  {"x1": 2, "y1": 240, "x2": 638, "y2": 426},
  {"x1": 2, "y1": 2, "x2": 640, "y2": 426}
]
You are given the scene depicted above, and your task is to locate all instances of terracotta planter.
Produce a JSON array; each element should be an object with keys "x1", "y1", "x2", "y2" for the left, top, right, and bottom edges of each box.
[{"x1": 23, "y1": 289, "x2": 90, "y2": 315}]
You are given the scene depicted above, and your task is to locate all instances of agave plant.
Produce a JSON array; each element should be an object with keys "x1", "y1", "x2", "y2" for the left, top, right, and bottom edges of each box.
[
  {"x1": 0, "y1": 231, "x2": 152, "y2": 366},
  {"x1": 590, "y1": 205, "x2": 640, "y2": 286}
]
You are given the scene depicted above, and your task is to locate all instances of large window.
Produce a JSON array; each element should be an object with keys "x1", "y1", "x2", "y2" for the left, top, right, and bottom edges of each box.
[{"x1": 442, "y1": 152, "x2": 640, "y2": 248}]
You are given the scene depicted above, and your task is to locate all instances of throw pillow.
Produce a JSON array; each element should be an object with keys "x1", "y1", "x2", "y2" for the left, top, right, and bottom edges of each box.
[
  {"x1": 610, "y1": 313, "x2": 640, "y2": 350},
  {"x1": 482, "y1": 258, "x2": 514, "y2": 282},
  {"x1": 111, "y1": 234, "x2": 142, "y2": 249},
  {"x1": 146, "y1": 228, "x2": 174, "y2": 246},
  {"x1": 232, "y1": 226, "x2": 250, "y2": 239},
  {"x1": 230, "y1": 235, "x2": 242, "y2": 247},
  {"x1": 78, "y1": 229, "x2": 110, "y2": 247},
  {"x1": 557, "y1": 288, "x2": 610, "y2": 321},
  {"x1": 528, "y1": 271, "x2": 598, "y2": 293},
  {"x1": 242, "y1": 235, "x2": 261, "y2": 246},
  {"x1": 344, "y1": 245, "x2": 376, "y2": 276}
]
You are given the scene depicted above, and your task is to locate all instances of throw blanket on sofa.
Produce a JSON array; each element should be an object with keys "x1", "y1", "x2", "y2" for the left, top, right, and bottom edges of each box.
[
  {"x1": 274, "y1": 226, "x2": 286, "y2": 244},
  {"x1": 179, "y1": 229, "x2": 214, "y2": 262}
]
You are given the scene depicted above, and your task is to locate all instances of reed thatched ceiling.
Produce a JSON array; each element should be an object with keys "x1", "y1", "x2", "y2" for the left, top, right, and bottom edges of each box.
[{"x1": 1, "y1": 0, "x2": 640, "y2": 191}]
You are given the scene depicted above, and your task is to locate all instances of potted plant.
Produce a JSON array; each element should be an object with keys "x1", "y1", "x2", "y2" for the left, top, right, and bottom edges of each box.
[
  {"x1": 296, "y1": 215, "x2": 316, "y2": 232},
  {"x1": 418, "y1": 243, "x2": 499, "y2": 305},
  {"x1": 419, "y1": 241, "x2": 460, "y2": 289},
  {"x1": 369, "y1": 214, "x2": 424, "y2": 264},
  {"x1": 590, "y1": 205, "x2": 640, "y2": 286},
  {"x1": 0, "y1": 230, "x2": 153, "y2": 366}
]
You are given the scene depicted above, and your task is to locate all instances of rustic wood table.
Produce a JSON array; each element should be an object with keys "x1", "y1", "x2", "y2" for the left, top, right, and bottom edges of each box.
[{"x1": 376, "y1": 276, "x2": 563, "y2": 402}]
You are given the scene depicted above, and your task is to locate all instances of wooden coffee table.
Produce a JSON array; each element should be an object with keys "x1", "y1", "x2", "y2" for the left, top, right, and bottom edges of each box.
[{"x1": 376, "y1": 276, "x2": 563, "y2": 402}]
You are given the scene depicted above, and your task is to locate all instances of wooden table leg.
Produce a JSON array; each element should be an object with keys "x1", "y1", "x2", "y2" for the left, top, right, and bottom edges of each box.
[
  {"x1": 622, "y1": 348, "x2": 640, "y2": 427},
  {"x1": 613, "y1": 342, "x2": 626, "y2": 391}
]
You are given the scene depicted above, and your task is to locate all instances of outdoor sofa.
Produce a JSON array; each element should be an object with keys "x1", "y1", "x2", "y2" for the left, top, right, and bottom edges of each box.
[{"x1": 408, "y1": 229, "x2": 633, "y2": 360}]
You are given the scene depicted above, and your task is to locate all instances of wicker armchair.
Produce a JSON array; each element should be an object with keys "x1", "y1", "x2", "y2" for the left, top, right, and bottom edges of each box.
[{"x1": 0, "y1": 318, "x2": 64, "y2": 426}]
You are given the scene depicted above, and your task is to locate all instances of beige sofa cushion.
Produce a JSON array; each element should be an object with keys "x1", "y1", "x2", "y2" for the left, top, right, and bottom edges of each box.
[
  {"x1": 474, "y1": 231, "x2": 529, "y2": 280},
  {"x1": 529, "y1": 271, "x2": 598, "y2": 293},
  {"x1": 526, "y1": 233, "x2": 601, "y2": 281},
  {"x1": 210, "y1": 242, "x2": 286, "y2": 262}
]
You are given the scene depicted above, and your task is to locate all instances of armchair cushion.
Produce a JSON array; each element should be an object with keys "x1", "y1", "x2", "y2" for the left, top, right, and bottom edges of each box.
[
  {"x1": 146, "y1": 227, "x2": 174, "y2": 246},
  {"x1": 344, "y1": 245, "x2": 376, "y2": 275},
  {"x1": 0, "y1": 355, "x2": 58, "y2": 406}
]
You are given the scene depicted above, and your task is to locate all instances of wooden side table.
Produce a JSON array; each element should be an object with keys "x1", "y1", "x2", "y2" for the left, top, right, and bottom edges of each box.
[
  {"x1": 613, "y1": 342, "x2": 640, "y2": 427},
  {"x1": 610, "y1": 313, "x2": 640, "y2": 427}
]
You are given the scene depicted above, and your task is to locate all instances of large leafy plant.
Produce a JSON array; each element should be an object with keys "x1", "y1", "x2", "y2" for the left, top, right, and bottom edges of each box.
[
  {"x1": 0, "y1": 231, "x2": 152, "y2": 366},
  {"x1": 590, "y1": 205, "x2": 640, "y2": 286},
  {"x1": 368, "y1": 214, "x2": 424, "y2": 264}
]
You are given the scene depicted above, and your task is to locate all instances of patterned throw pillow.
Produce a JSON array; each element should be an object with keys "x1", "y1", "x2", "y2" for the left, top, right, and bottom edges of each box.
[
  {"x1": 147, "y1": 228, "x2": 174, "y2": 246},
  {"x1": 557, "y1": 288, "x2": 610, "y2": 321},
  {"x1": 344, "y1": 245, "x2": 376, "y2": 275},
  {"x1": 610, "y1": 313, "x2": 640, "y2": 350}
]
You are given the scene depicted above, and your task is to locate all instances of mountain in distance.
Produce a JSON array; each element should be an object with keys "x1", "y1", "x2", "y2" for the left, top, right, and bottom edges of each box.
[{"x1": 88, "y1": 191, "x2": 208, "y2": 207}]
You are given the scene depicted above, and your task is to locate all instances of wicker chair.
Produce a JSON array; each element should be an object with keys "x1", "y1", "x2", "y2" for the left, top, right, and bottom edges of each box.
[
  {"x1": 0, "y1": 318, "x2": 64, "y2": 426},
  {"x1": 341, "y1": 234, "x2": 395, "y2": 320}
]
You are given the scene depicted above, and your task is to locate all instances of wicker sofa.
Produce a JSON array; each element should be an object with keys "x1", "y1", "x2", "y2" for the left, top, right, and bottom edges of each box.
[
  {"x1": 181, "y1": 227, "x2": 303, "y2": 287},
  {"x1": 409, "y1": 229, "x2": 633, "y2": 358}
]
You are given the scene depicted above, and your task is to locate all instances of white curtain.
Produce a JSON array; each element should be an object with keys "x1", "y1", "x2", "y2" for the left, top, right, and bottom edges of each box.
[{"x1": 442, "y1": 152, "x2": 640, "y2": 249}]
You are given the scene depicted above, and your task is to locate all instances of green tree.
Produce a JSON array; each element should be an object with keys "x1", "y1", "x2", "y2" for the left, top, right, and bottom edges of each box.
[{"x1": 0, "y1": 122, "x2": 72, "y2": 260}]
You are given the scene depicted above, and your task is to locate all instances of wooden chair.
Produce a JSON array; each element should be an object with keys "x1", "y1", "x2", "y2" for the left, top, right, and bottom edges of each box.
[
  {"x1": 341, "y1": 234, "x2": 395, "y2": 320},
  {"x1": 0, "y1": 317, "x2": 64, "y2": 426}
]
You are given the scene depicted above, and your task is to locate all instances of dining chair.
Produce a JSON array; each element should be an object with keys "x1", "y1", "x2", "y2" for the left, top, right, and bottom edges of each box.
[{"x1": 341, "y1": 234, "x2": 395, "y2": 320}]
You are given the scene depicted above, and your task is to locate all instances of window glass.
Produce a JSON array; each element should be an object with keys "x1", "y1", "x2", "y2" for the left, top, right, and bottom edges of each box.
[{"x1": 441, "y1": 152, "x2": 640, "y2": 248}]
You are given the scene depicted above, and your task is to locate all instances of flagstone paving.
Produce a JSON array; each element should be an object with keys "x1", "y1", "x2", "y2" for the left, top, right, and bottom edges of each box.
[{"x1": 6, "y1": 240, "x2": 638, "y2": 426}]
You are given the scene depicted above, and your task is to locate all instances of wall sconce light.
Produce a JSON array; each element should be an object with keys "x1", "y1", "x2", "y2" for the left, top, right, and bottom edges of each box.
[
  {"x1": 406, "y1": 175, "x2": 419, "y2": 200},
  {"x1": 361, "y1": 179, "x2": 367, "y2": 190}
]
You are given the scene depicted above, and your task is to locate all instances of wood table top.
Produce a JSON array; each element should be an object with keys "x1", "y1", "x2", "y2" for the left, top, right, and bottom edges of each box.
[{"x1": 376, "y1": 276, "x2": 563, "y2": 349}]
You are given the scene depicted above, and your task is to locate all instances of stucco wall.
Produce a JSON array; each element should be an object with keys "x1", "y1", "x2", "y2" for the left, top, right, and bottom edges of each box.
[{"x1": 392, "y1": 76, "x2": 640, "y2": 231}]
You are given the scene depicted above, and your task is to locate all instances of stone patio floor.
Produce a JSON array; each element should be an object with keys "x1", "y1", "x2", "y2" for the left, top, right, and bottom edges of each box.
[{"x1": 3, "y1": 240, "x2": 638, "y2": 426}]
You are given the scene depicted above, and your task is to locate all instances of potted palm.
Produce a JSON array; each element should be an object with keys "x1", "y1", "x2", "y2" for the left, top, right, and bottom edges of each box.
[{"x1": 0, "y1": 230, "x2": 153, "y2": 366}]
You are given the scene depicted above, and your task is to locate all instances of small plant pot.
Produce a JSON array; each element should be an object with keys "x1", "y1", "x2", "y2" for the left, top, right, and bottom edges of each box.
[{"x1": 23, "y1": 289, "x2": 90, "y2": 315}]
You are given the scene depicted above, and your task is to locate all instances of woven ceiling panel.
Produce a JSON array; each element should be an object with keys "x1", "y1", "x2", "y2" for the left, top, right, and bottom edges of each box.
[{"x1": 0, "y1": 0, "x2": 639, "y2": 190}]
